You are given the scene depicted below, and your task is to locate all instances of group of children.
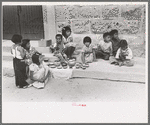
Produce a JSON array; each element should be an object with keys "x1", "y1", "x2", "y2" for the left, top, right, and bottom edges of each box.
[
  {"x1": 50, "y1": 27, "x2": 134, "y2": 67},
  {"x1": 10, "y1": 26, "x2": 134, "y2": 89},
  {"x1": 11, "y1": 35, "x2": 50, "y2": 89}
]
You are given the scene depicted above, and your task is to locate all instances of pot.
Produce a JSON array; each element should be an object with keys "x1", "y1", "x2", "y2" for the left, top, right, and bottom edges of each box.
[
  {"x1": 68, "y1": 60, "x2": 76, "y2": 68},
  {"x1": 54, "y1": 61, "x2": 61, "y2": 67}
]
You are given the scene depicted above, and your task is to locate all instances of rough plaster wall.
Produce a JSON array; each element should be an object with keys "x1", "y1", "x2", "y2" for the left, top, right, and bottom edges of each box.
[{"x1": 55, "y1": 5, "x2": 145, "y2": 57}]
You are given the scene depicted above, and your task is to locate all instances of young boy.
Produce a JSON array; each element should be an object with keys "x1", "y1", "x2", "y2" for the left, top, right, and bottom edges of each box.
[
  {"x1": 95, "y1": 32, "x2": 113, "y2": 60},
  {"x1": 50, "y1": 34, "x2": 68, "y2": 62},
  {"x1": 110, "y1": 29, "x2": 121, "y2": 56},
  {"x1": 115, "y1": 39, "x2": 134, "y2": 67}
]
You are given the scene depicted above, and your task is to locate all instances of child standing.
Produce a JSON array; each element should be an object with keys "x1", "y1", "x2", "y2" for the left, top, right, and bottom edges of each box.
[
  {"x1": 21, "y1": 39, "x2": 41, "y2": 77},
  {"x1": 10, "y1": 34, "x2": 29, "y2": 88},
  {"x1": 62, "y1": 26, "x2": 76, "y2": 59},
  {"x1": 110, "y1": 29, "x2": 121, "y2": 56},
  {"x1": 50, "y1": 34, "x2": 68, "y2": 62},
  {"x1": 81, "y1": 36, "x2": 96, "y2": 64},
  {"x1": 95, "y1": 32, "x2": 113, "y2": 60},
  {"x1": 115, "y1": 39, "x2": 134, "y2": 67},
  {"x1": 29, "y1": 54, "x2": 50, "y2": 89}
]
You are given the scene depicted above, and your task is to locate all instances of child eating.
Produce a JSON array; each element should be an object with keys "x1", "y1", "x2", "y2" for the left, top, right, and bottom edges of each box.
[
  {"x1": 95, "y1": 32, "x2": 113, "y2": 60},
  {"x1": 29, "y1": 54, "x2": 50, "y2": 89},
  {"x1": 115, "y1": 39, "x2": 134, "y2": 67}
]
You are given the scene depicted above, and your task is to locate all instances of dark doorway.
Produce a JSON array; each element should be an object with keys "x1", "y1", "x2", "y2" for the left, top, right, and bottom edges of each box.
[{"x1": 3, "y1": 5, "x2": 44, "y2": 40}]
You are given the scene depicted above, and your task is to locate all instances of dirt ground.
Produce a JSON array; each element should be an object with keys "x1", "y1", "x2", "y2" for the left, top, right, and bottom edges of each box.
[{"x1": 2, "y1": 76, "x2": 146, "y2": 102}]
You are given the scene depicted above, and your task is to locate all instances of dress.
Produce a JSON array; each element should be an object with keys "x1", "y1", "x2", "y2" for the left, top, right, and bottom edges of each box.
[
  {"x1": 29, "y1": 61, "x2": 50, "y2": 89},
  {"x1": 11, "y1": 45, "x2": 28, "y2": 88},
  {"x1": 81, "y1": 44, "x2": 94, "y2": 63}
]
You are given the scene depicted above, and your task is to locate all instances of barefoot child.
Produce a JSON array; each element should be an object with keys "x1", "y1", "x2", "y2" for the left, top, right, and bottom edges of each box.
[
  {"x1": 11, "y1": 34, "x2": 29, "y2": 88},
  {"x1": 95, "y1": 32, "x2": 113, "y2": 60},
  {"x1": 50, "y1": 34, "x2": 68, "y2": 62},
  {"x1": 81, "y1": 36, "x2": 96, "y2": 65},
  {"x1": 62, "y1": 26, "x2": 76, "y2": 59},
  {"x1": 29, "y1": 54, "x2": 50, "y2": 89},
  {"x1": 115, "y1": 39, "x2": 134, "y2": 67}
]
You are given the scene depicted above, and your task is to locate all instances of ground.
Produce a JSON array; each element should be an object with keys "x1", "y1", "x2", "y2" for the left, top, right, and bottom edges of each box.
[{"x1": 2, "y1": 76, "x2": 146, "y2": 102}]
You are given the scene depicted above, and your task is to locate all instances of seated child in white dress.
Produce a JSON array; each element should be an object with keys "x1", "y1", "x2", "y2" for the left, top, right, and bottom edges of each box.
[
  {"x1": 29, "y1": 54, "x2": 50, "y2": 89},
  {"x1": 115, "y1": 39, "x2": 134, "y2": 67}
]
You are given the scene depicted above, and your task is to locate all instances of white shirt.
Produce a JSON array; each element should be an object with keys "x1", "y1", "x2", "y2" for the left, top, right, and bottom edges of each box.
[
  {"x1": 115, "y1": 47, "x2": 133, "y2": 60},
  {"x1": 62, "y1": 35, "x2": 76, "y2": 47},
  {"x1": 98, "y1": 40, "x2": 112, "y2": 53},
  {"x1": 11, "y1": 45, "x2": 23, "y2": 59}
]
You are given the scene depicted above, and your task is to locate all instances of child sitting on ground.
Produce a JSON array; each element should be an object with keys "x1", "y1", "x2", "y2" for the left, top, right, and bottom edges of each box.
[
  {"x1": 115, "y1": 39, "x2": 134, "y2": 67},
  {"x1": 50, "y1": 34, "x2": 68, "y2": 63},
  {"x1": 81, "y1": 36, "x2": 96, "y2": 65},
  {"x1": 29, "y1": 54, "x2": 50, "y2": 89},
  {"x1": 95, "y1": 32, "x2": 113, "y2": 60},
  {"x1": 110, "y1": 29, "x2": 121, "y2": 56}
]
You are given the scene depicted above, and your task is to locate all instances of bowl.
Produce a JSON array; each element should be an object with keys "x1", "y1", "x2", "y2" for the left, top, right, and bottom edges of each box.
[
  {"x1": 54, "y1": 61, "x2": 61, "y2": 67},
  {"x1": 68, "y1": 60, "x2": 76, "y2": 67}
]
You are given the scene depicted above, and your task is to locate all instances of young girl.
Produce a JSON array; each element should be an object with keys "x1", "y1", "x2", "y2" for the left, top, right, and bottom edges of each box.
[
  {"x1": 29, "y1": 54, "x2": 50, "y2": 89},
  {"x1": 81, "y1": 36, "x2": 96, "y2": 64},
  {"x1": 62, "y1": 26, "x2": 76, "y2": 59},
  {"x1": 11, "y1": 34, "x2": 29, "y2": 88},
  {"x1": 21, "y1": 39, "x2": 41, "y2": 77}
]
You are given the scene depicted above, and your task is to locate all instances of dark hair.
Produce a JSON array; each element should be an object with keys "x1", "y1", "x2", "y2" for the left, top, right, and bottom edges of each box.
[
  {"x1": 103, "y1": 32, "x2": 110, "y2": 38},
  {"x1": 120, "y1": 39, "x2": 128, "y2": 48},
  {"x1": 32, "y1": 54, "x2": 40, "y2": 65},
  {"x1": 83, "y1": 36, "x2": 92, "y2": 44},
  {"x1": 55, "y1": 34, "x2": 62, "y2": 39},
  {"x1": 62, "y1": 26, "x2": 71, "y2": 37},
  {"x1": 11, "y1": 34, "x2": 22, "y2": 44},
  {"x1": 21, "y1": 39, "x2": 30, "y2": 49},
  {"x1": 110, "y1": 29, "x2": 118, "y2": 36}
]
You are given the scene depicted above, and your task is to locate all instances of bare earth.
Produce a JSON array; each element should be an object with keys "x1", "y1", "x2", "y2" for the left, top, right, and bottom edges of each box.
[{"x1": 2, "y1": 76, "x2": 146, "y2": 102}]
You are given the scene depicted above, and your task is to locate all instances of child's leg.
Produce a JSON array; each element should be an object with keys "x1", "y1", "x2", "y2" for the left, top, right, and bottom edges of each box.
[
  {"x1": 103, "y1": 53, "x2": 110, "y2": 60},
  {"x1": 95, "y1": 50, "x2": 104, "y2": 59},
  {"x1": 123, "y1": 59, "x2": 134, "y2": 67}
]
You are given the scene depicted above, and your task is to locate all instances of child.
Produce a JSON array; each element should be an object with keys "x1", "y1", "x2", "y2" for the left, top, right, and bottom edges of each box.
[
  {"x1": 110, "y1": 29, "x2": 121, "y2": 56},
  {"x1": 81, "y1": 36, "x2": 96, "y2": 64},
  {"x1": 50, "y1": 34, "x2": 68, "y2": 62},
  {"x1": 10, "y1": 34, "x2": 29, "y2": 88},
  {"x1": 21, "y1": 39, "x2": 41, "y2": 77},
  {"x1": 95, "y1": 32, "x2": 113, "y2": 60},
  {"x1": 29, "y1": 54, "x2": 50, "y2": 89},
  {"x1": 62, "y1": 26, "x2": 76, "y2": 59},
  {"x1": 115, "y1": 39, "x2": 134, "y2": 67}
]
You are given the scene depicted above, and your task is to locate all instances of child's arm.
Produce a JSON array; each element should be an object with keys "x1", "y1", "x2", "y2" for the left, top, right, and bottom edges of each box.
[
  {"x1": 81, "y1": 52, "x2": 85, "y2": 64},
  {"x1": 125, "y1": 49, "x2": 133, "y2": 59},
  {"x1": 109, "y1": 43, "x2": 113, "y2": 56},
  {"x1": 115, "y1": 48, "x2": 120, "y2": 59}
]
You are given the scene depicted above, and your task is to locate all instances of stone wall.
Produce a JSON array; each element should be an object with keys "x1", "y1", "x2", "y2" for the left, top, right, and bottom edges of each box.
[{"x1": 55, "y1": 4, "x2": 146, "y2": 57}]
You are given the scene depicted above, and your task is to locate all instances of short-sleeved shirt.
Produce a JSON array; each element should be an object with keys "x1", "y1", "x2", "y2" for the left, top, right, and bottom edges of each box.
[
  {"x1": 81, "y1": 44, "x2": 93, "y2": 53},
  {"x1": 62, "y1": 35, "x2": 76, "y2": 47},
  {"x1": 11, "y1": 44, "x2": 24, "y2": 59},
  {"x1": 115, "y1": 47, "x2": 133, "y2": 60},
  {"x1": 98, "y1": 40, "x2": 112, "y2": 53}
]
